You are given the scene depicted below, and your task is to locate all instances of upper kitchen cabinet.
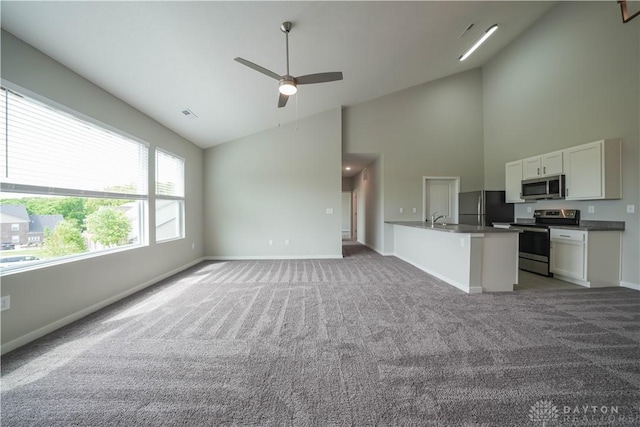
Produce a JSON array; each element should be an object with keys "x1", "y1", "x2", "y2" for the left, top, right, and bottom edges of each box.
[
  {"x1": 563, "y1": 139, "x2": 621, "y2": 200},
  {"x1": 505, "y1": 160, "x2": 524, "y2": 203},
  {"x1": 522, "y1": 151, "x2": 563, "y2": 179}
]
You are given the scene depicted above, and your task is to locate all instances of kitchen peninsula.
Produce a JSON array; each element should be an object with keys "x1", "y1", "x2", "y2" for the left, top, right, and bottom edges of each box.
[{"x1": 386, "y1": 221, "x2": 520, "y2": 293}]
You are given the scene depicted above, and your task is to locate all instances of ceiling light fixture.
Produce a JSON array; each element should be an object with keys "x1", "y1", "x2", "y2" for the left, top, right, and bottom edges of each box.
[
  {"x1": 459, "y1": 24, "x2": 498, "y2": 62},
  {"x1": 345, "y1": 167, "x2": 351, "y2": 171},
  {"x1": 279, "y1": 77, "x2": 298, "y2": 96}
]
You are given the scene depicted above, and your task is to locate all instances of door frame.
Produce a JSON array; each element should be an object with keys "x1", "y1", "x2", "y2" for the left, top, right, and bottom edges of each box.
[{"x1": 422, "y1": 176, "x2": 460, "y2": 223}]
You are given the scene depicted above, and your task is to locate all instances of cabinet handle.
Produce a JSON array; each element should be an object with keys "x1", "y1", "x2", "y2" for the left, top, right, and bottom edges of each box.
[
  {"x1": 559, "y1": 235, "x2": 571, "y2": 238},
  {"x1": 543, "y1": 166, "x2": 546, "y2": 174},
  {"x1": 566, "y1": 188, "x2": 569, "y2": 196},
  {"x1": 537, "y1": 167, "x2": 540, "y2": 175}
]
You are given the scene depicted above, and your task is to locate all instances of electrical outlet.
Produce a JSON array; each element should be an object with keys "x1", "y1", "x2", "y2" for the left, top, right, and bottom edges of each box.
[
  {"x1": 399, "y1": 207, "x2": 404, "y2": 213},
  {"x1": 412, "y1": 208, "x2": 417, "y2": 213},
  {"x1": 191, "y1": 243, "x2": 195, "y2": 250},
  {"x1": 527, "y1": 207, "x2": 532, "y2": 213},
  {"x1": 285, "y1": 240, "x2": 289, "y2": 246},
  {"x1": 268, "y1": 240, "x2": 273, "y2": 246},
  {"x1": 1, "y1": 295, "x2": 10, "y2": 311},
  {"x1": 588, "y1": 205, "x2": 595, "y2": 213},
  {"x1": 627, "y1": 205, "x2": 635, "y2": 214},
  {"x1": 460, "y1": 238, "x2": 465, "y2": 248},
  {"x1": 325, "y1": 208, "x2": 334, "y2": 214}
]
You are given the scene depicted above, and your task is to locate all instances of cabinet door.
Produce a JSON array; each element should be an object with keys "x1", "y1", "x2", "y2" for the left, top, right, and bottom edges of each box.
[
  {"x1": 550, "y1": 240, "x2": 585, "y2": 280},
  {"x1": 505, "y1": 160, "x2": 524, "y2": 203},
  {"x1": 564, "y1": 141, "x2": 603, "y2": 200},
  {"x1": 542, "y1": 151, "x2": 563, "y2": 176},
  {"x1": 522, "y1": 156, "x2": 542, "y2": 179}
]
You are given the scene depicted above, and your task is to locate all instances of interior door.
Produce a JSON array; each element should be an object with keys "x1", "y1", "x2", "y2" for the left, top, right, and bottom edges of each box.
[{"x1": 424, "y1": 178, "x2": 458, "y2": 223}]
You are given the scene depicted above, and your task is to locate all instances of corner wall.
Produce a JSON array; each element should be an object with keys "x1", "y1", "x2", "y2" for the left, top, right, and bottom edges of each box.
[{"x1": 204, "y1": 108, "x2": 342, "y2": 259}]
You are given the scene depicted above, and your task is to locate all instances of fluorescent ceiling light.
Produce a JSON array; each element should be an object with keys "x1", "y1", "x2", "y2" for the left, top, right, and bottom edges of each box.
[
  {"x1": 345, "y1": 167, "x2": 351, "y2": 171},
  {"x1": 459, "y1": 24, "x2": 498, "y2": 62}
]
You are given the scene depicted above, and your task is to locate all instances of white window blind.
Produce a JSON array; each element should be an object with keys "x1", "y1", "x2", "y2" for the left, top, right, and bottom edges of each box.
[
  {"x1": 155, "y1": 149, "x2": 184, "y2": 198},
  {"x1": 0, "y1": 88, "x2": 148, "y2": 199}
]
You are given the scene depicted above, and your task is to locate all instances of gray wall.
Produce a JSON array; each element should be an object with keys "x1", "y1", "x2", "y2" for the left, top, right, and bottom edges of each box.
[
  {"x1": 204, "y1": 108, "x2": 342, "y2": 259},
  {"x1": 483, "y1": 2, "x2": 640, "y2": 287},
  {"x1": 343, "y1": 69, "x2": 485, "y2": 252},
  {"x1": 0, "y1": 32, "x2": 205, "y2": 350}
]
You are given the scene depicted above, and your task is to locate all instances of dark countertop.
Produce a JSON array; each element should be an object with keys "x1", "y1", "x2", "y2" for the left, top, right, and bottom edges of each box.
[
  {"x1": 512, "y1": 218, "x2": 625, "y2": 231},
  {"x1": 386, "y1": 221, "x2": 520, "y2": 234}
]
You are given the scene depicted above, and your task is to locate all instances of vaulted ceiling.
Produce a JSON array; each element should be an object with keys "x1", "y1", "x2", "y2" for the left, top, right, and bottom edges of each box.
[{"x1": 1, "y1": 1, "x2": 555, "y2": 149}]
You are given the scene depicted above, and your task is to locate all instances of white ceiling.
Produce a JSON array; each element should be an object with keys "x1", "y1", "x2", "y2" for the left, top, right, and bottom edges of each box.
[{"x1": 1, "y1": 1, "x2": 555, "y2": 152}]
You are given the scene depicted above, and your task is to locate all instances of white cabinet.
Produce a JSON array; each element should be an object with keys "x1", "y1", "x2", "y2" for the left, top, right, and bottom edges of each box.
[
  {"x1": 505, "y1": 160, "x2": 524, "y2": 203},
  {"x1": 550, "y1": 228, "x2": 621, "y2": 287},
  {"x1": 563, "y1": 139, "x2": 621, "y2": 200},
  {"x1": 550, "y1": 229, "x2": 585, "y2": 280},
  {"x1": 522, "y1": 151, "x2": 564, "y2": 179}
]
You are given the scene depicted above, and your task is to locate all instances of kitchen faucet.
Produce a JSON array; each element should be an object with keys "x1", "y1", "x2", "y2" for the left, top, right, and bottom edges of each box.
[{"x1": 430, "y1": 212, "x2": 446, "y2": 224}]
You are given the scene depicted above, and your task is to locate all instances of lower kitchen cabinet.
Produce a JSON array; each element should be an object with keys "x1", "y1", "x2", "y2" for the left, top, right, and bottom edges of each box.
[{"x1": 550, "y1": 229, "x2": 621, "y2": 287}]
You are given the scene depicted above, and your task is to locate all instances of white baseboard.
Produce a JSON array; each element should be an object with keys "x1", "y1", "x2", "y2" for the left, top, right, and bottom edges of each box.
[
  {"x1": 620, "y1": 281, "x2": 640, "y2": 291},
  {"x1": 1, "y1": 257, "x2": 206, "y2": 355},
  {"x1": 205, "y1": 254, "x2": 343, "y2": 261}
]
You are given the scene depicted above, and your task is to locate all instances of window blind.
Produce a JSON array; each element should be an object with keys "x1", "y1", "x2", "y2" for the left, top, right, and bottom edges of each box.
[
  {"x1": 0, "y1": 88, "x2": 148, "y2": 198},
  {"x1": 155, "y1": 149, "x2": 184, "y2": 198}
]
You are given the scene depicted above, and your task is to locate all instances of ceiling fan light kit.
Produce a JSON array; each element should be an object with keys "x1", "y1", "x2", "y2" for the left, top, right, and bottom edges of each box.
[{"x1": 235, "y1": 21, "x2": 343, "y2": 108}]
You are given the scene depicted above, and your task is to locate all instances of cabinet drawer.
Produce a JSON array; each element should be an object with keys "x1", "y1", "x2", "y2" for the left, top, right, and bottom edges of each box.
[{"x1": 550, "y1": 229, "x2": 585, "y2": 242}]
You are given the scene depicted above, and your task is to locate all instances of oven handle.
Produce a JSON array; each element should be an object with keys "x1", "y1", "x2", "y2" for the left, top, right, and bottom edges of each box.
[{"x1": 512, "y1": 226, "x2": 549, "y2": 233}]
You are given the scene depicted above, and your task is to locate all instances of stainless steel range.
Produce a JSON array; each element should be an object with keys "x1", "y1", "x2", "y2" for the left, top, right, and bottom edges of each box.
[{"x1": 511, "y1": 209, "x2": 580, "y2": 276}]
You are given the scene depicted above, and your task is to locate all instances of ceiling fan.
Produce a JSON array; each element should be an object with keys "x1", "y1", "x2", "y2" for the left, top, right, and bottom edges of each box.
[{"x1": 234, "y1": 21, "x2": 343, "y2": 108}]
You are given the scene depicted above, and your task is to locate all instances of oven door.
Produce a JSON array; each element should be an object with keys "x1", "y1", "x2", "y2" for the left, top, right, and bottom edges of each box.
[{"x1": 514, "y1": 226, "x2": 551, "y2": 276}]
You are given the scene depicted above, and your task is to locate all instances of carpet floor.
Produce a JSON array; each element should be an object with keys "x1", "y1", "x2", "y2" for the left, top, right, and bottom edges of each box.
[{"x1": 2, "y1": 243, "x2": 640, "y2": 426}]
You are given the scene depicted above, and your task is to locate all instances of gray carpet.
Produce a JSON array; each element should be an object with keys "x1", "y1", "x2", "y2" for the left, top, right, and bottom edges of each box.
[{"x1": 2, "y1": 243, "x2": 640, "y2": 426}]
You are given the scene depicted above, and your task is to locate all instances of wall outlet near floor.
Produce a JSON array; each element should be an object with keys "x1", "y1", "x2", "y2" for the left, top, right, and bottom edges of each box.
[
  {"x1": 191, "y1": 242, "x2": 195, "y2": 250},
  {"x1": 285, "y1": 240, "x2": 289, "y2": 246},
  {"x1": 412, "y1": 208, "x2": 417, "y2": 213},
  {"x1": 325, "y1": 208, "x2": 334, "y2": 214},
  {"x1": 1, "y1": 295, "x2": 10, "y2": 311},
  {"x1": 268, "y1": 240, "x2": 273, "y2": 246},
  {"x1": 399, "y1": 207, "x2": 404, "y2": 214},
  {"x1": 627, "y1": 205, "x2": 635, "y2": 214},
  {"x1": 588, "y1": 205, "x2": 595, "y2": 213},
  {"x1": 527, "y1": 206, "x2": 532, "y2": 213}
]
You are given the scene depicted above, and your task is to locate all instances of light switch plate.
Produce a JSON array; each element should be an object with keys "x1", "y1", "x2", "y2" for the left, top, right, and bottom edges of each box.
[
  {"x1": 325, "y1": 208, "x2": 334, "y2": 214},
  {"x1": 627, "y1": 205, "x2": 635, "y2": 213},
  {"x1": 588, "y1": 206, "x2": 595, "y2": 213}
]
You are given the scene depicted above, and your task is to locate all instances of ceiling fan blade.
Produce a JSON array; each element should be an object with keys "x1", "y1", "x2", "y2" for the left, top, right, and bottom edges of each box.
[
  {"x1": 296, "y1": 72, "x2": 343, "y2": 85},
  {"x1": 234, "y1": 57, "x2": 281, "y2": 80},
  {"x1": 278, "y1": 92, "x2": 289, "y2": 108}
]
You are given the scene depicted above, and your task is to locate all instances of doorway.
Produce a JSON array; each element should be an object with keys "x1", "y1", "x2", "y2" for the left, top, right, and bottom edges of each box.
[{"x1": 423, "y1": 177, "x2": 459, "y2": 223}]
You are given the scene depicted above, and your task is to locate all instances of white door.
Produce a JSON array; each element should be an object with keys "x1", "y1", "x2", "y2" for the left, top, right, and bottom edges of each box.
[{"x1": 424, "y1": 178, "x2": 459, "y2": 223}]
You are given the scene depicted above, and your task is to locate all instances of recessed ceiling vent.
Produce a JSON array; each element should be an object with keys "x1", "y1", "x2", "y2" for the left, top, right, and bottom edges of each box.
[{"x1": 181, "y1": 108, "x2": 199, "y2": 119}]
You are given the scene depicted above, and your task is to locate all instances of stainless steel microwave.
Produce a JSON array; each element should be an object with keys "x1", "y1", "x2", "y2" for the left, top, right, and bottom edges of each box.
[{"x1": 521, "y1": 174, "x2": 565, "y2": 200}]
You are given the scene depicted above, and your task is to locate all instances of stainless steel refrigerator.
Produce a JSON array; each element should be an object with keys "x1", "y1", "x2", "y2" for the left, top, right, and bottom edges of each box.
[{"x1": 458, "y1": 190, "x2": 514, "y2": 226}]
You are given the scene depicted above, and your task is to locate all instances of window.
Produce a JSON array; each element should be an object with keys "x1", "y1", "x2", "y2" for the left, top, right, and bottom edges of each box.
[
  {"x1": 0, "y1": 87, "x2": 148, "y2": 273},
  {"x1": 155, "y1": 149, "x2": 184, "y2": 242}
]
